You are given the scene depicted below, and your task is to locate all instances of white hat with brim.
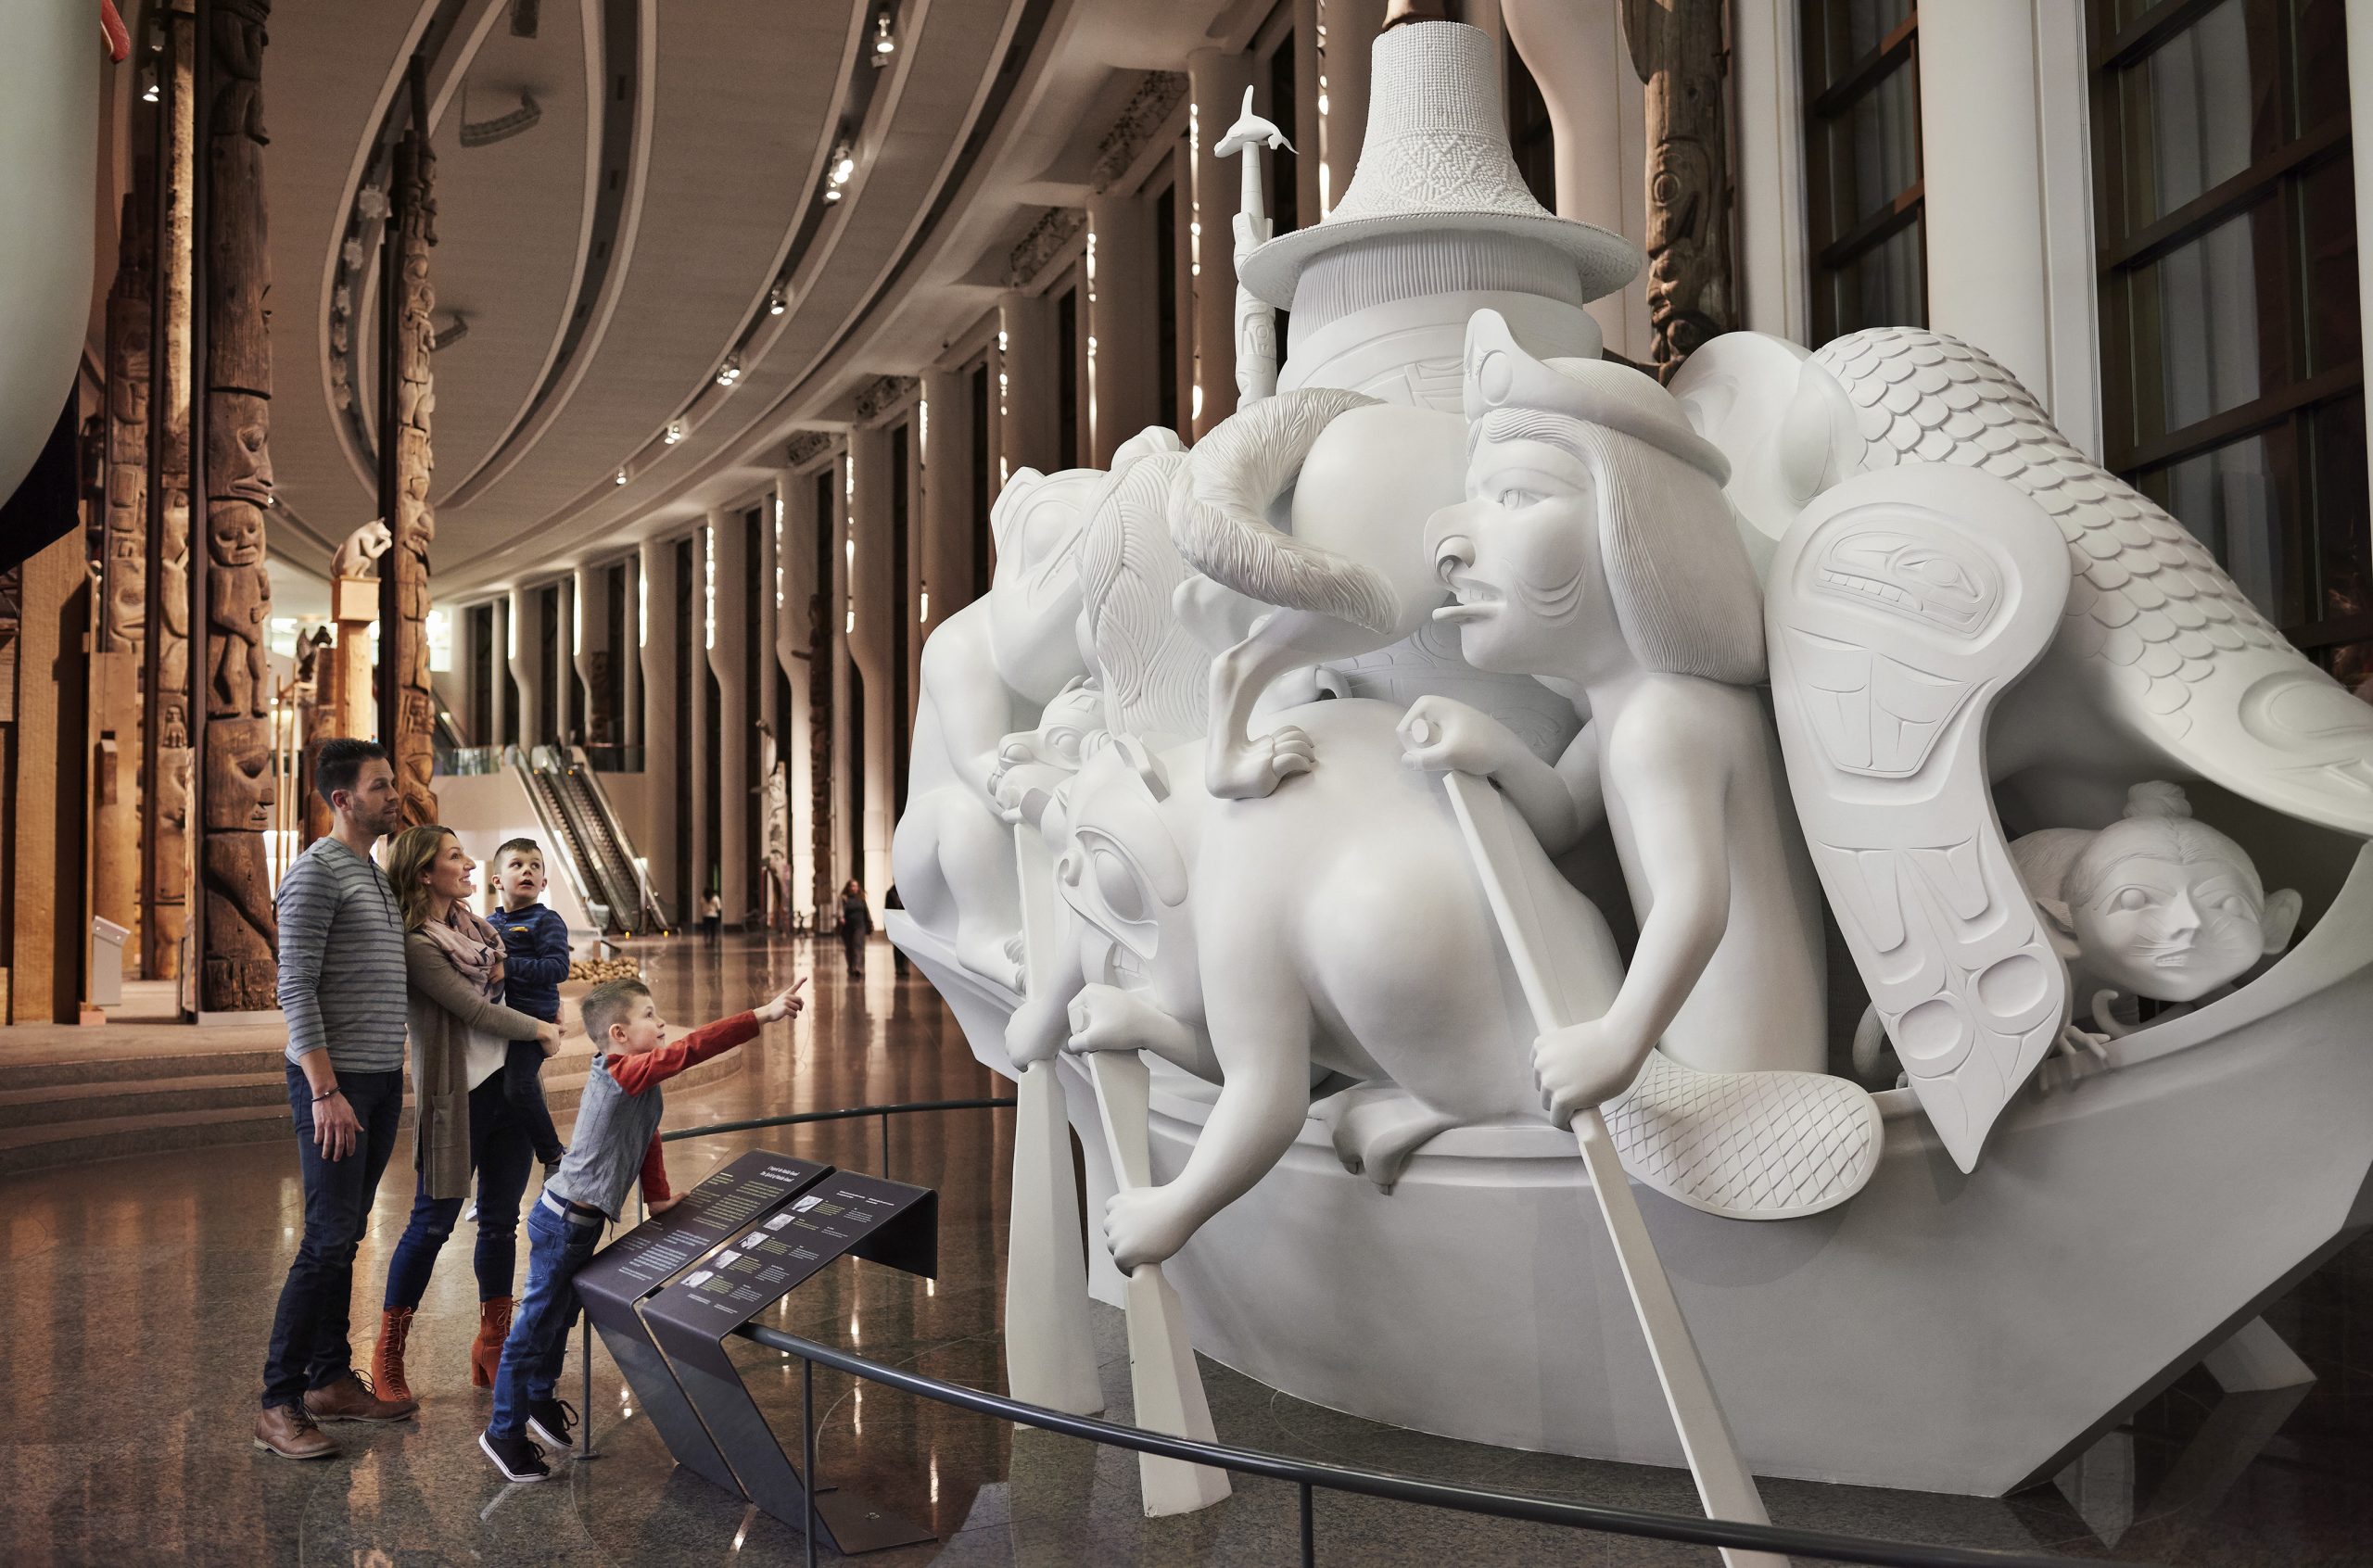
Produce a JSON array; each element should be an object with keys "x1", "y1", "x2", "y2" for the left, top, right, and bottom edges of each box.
[{"x1": 1237, "y1": 21, "x2": 1640, "y2": 312}]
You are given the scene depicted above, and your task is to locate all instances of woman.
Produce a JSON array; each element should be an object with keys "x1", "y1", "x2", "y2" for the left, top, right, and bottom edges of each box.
[
  {"x1": 838, "y1": 879, "x2": 873, "y2": 975},
  {"x1": 370, "y1": 826, "x2": 562, "y2": 1403}
]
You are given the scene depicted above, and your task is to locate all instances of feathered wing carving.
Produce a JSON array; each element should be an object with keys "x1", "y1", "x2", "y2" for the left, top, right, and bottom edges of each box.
[
  {"x1": 1081, "y1": 450, "x2": 1210, "y2": 743},
  {"x1": 1810, "y1": 329, "x2": 2373, "y2": 839}
]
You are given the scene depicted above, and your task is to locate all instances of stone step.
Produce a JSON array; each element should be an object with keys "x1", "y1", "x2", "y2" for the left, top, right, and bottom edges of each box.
[{"x1": 0, "y1": 1046, "x2": 748, "y2": 1177}]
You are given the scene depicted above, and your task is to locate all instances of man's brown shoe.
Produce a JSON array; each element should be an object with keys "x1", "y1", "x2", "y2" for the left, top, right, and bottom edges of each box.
[
  {"x1": 254, "y1": 1404, "x2": 337, "y2": 1461},
  {"x1": 303, "y1": 1371, "x2": 418, "y2": 1423}
]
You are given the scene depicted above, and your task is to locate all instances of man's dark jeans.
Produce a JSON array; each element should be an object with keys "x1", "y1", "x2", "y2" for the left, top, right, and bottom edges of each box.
[{"x1": 260, "y1": 1063, "x2": 405, "y2": 1410}]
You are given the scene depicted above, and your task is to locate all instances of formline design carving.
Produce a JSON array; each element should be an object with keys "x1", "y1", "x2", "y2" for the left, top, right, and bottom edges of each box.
[
  {"x1": 97, "y1": 182, "x2": 155, "y2": 966},
  {"x1": 199, "y1": 0, "x2": 278, "y2": 1011},
  {"x1": 1007, "y1": 208, "x2": 1086, "y2": 290},
  {"x1": 785, "y1": 430, "x2": 836, "y2": 467},
  {"x1": 1620, "y1": 0, "x2": 1734, "y2": 371},
  {"x1": 384, "y1": 107, "x2": 439, "y2": 830}
]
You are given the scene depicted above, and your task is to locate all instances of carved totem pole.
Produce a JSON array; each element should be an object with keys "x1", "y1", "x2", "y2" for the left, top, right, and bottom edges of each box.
[
  {"x1": 143, "y1": 4, "x2": 197, "y2": 983},
  {"x1": 1621, "y1": 0, "x2": 1734, "y2": 372},
  {"x1": 199, "y1": 0, "x2": 279, "y2": 1011},
  {"x1": 380, "y1": 65, "x2": 439, "y2": 829},
  {"x1": 95, "y1": 184, "x2": 154, "y2": 963}
]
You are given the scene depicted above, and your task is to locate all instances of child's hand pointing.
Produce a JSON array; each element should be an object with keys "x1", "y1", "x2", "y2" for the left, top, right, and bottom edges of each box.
[{"x1": 756, "y1": 978, "x2": 807, "y2": 1025}]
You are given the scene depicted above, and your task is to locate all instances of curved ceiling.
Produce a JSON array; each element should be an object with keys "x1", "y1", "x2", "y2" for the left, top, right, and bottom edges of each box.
[{"x1": 258, "y1": 0, "x2": 1240, "y2": 601}]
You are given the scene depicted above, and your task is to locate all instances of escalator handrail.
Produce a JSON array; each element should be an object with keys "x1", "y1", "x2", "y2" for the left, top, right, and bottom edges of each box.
[
  {"x1": 562, "y1": 744, "x2": 673, "y2": 932},
  {"x1": 510, "y1": 755, "x2": 609, "y2": 932}
]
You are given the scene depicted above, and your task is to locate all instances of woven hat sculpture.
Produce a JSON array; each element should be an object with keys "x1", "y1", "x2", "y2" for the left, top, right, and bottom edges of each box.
[{"x1": 1237, "y1": 20, "x2": 1640, "y2": 311}]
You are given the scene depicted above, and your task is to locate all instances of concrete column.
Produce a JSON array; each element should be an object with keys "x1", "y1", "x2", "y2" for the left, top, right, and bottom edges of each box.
[
  {"x1": 1320, "y1": 0, "x2": 1388, "y2": 218},
  {"x1": 636, "y1": 537, "x2": 679, "y2": 917},
  {"x1": 1088, "y1": 189, "x2": 1160, "y2": 465},
  {"x1": 506, "y1": 587, "x2": 541, "y2": 751},
  {"x1": 572, "y1": 565, "x2": 601, "y2": 749},
  {"x1": 1502, "y1": 0, "x2": 1651, "y2": 360},
  {"x1": 621, "y1": 552, "x2": 642, "y2": 751},
  {"x1": 778, "y1": 471, "x2": 820, "y2": 924},
  {"x1": 1917, "y1": 5, "x2": 2051, "y2": 406},
  {"x1": 999, "y1": 291, "x2": 1060, "y2": 478},
  {"x1": 1188, "y1": 47, "x2": 1255, "y2": 436},
  {"x1": 706, "y1": 510, "x2": 752, "y2": 925},
  {"x1": 487, "y1": 596, "x2": 511, "y2": 747},
  {"x1": 847, "y1": 427, "x2": 897, "y2": 916},
  {"x1": 920, "y1": 368, "x2": 974, "y2": 624}
]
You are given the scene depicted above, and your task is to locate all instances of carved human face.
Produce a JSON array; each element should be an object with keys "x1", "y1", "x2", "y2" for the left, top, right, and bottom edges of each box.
[
  {"x1": 1426, "y1": 434, "x2": 1607, "y2": 678},
  {"x1": 209, "y1": 502, "x2": 265, "y2": 567},
  {"x1": 2062, "y1": 828, "x2": 2296, "y2": 1003},
  {"x1": 1055, "y1": 746, "x2": 1199, "y2": 1017},
  {"x1": 210, "y1": 394, "x2": 273, "y2": 505},
  {"x1": 204, "y1": 718, "x2": 277, "y2": 831}
]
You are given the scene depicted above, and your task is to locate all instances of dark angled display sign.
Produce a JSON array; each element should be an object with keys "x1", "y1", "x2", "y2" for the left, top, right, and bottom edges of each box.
[
  {"x1": 573, "y1": 1151, "x2": 831, "y2": 1496},
  {"x1": 640, "y1": 1171, "x2": 940, "y2": 1554}
]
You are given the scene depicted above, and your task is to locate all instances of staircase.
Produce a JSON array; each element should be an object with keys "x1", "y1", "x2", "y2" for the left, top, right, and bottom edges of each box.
[{"x1": 0, "y1": 1027, "x2": 746, "y2": 1176}]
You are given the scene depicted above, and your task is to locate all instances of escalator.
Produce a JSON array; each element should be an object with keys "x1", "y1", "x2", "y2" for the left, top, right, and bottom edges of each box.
[
  {"x1": 515, "y1": 759, "x2": 617, "y2": 934},
  {"x1": 514, "y1": 747, "x2": 670, "y2": 935}
]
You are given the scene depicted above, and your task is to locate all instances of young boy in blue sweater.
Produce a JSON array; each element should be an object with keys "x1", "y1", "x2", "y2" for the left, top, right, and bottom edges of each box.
[{"x1": 493, "y1": 839, "x2": 571, "y2": 1175}]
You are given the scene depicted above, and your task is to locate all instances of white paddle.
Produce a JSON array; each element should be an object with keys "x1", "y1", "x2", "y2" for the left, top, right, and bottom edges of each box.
[{"x1": 1440, "y1": 770, "x2": 1783, "y2": 1568}]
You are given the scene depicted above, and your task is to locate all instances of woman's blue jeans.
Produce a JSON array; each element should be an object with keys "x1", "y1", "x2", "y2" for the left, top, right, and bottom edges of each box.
[{"x1": 383, "y1": 1072, "x2": 535, "y2": 1309}]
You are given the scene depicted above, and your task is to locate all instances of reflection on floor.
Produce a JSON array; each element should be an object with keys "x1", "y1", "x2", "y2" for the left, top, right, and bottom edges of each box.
[{"x1": 0, "y1": 933, "x2": 2367, "y2": 1566}]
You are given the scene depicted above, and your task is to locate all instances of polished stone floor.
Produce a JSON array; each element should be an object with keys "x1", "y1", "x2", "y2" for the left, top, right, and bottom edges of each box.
[{"x1": 1, "y1": 933, "x2": 2368, "y2": 1567}]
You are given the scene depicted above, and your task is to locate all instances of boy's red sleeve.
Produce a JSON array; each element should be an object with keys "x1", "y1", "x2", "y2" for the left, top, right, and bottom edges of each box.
[
  {"x1": 640, "y1": 1135, "x2": 671, "y2": 1204},
  {"x1": 609, "y1": 1011, "x2": 761, "y2": 1095}
]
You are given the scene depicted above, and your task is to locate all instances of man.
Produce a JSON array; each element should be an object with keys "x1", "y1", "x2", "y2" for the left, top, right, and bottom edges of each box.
[{"x1": 255, "y1": 738, "x2": 418, "y2": 1460}]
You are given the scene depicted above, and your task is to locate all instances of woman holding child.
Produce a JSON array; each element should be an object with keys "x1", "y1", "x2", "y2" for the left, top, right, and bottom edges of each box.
[{"x1": 369, "y1": 826, "x2": 565, "y2": 1403}]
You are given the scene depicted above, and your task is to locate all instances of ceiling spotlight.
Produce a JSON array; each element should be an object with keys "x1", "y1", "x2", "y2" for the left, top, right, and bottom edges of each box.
[
  {"x1": 871, "y1": 12, "x2": 896, "y2": 66},
  {"x1": 615, "y1": 467, "x2": 628, "y2": 486},
  {"x1": 716, "y1": 355, "x2": 742, "y2": 386},
  {"x1": 664, "y1": 420, "x2": 684, "y2": 445},
  {"x1": 825, "y1": 140, "x2": 855, "y2": 203},
  {"x1": 768, "y1": 286, "x2": 787, "y2": 316}
]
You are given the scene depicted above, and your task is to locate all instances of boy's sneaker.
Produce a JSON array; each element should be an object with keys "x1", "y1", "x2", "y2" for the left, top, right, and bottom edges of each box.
[
  {"x1": 526, "y1": 1397, "x2": 577, "y2": 1451},
  {"x1": 479, "y1": 1429, "x2": 551, "y2": 1483}
]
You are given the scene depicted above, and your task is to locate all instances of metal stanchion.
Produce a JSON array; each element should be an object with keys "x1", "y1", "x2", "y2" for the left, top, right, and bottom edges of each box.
[
  {"x1": 1301, "y1": 1481, "x2": 1315, "y2": 1566},
  {"x1": 878, "y1": 1111, "x2": 890, "y2": 1177},
  {"x1": 802, "y1": 1356, "x2": 819, "y2": 1568},
  {"x1": 578, "y1": 1315, "x2": 599, "y2": 1459}
]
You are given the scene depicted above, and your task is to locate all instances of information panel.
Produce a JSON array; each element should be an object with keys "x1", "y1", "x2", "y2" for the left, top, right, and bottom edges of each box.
[
  {"x1": 639, "y1": 1172, "x2": 939, "y2": 1553},
  {"x1": 573, "y1": 1150, "x2": 831, "y2": 1494}
]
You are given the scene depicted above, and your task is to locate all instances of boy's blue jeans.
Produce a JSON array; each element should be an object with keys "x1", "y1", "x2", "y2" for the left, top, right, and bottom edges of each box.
[{"x1": 489, "y1": 1197, "x2": 604, "y2": 1437}]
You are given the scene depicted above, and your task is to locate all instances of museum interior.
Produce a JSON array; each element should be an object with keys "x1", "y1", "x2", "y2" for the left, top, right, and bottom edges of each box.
[{"x1": 4, "y1": 0, "x2": 2373, "y2": 1563}]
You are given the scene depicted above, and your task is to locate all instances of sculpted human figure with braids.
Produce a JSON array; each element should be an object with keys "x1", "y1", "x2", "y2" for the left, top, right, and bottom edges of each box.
[{"x1": 1398, "y1": 309, "x2": 1840, "y2": 1114}]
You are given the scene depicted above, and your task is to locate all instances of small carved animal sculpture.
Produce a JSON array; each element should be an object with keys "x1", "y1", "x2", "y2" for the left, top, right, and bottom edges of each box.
[{"x1": 331, "y1": 518, "x2": 392, "y2": 579}]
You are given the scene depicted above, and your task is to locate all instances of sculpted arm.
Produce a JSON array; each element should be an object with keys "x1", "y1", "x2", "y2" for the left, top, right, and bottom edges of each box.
[
  {"x1": 921, "y1": 625, "x2": 1017, "y2": 801},
  {"x1": 1399, "y1": 699, "x2": 1603, "y2": 854},
  {"x1": 1532, "y1": 688, "x2": 1732, "y2": 1121}
]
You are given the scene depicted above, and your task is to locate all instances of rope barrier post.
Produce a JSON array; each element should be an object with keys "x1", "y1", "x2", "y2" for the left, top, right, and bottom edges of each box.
[
  {"x1": 879, "y1": 1110, "x2": 890, "y2": 1177},
  {"x1": 1300, "y1": 1480, "x2": 1315, "y2": 1567},
  {"x1": 578, "y1": 1314, "x2": 598, "y2": 1459},
  {"x1": 802, "y1": 1355, "x2": 819, "y2": 1568}
]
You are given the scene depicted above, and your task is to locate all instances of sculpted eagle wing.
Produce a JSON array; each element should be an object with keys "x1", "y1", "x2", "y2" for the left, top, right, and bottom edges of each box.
[{"x1": 1796, "y1": 330, "x2": 2373, "y2": 837}]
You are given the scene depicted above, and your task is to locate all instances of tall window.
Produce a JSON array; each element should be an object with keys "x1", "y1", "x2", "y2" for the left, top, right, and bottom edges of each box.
[
  {"x1": 890, "y1": 421, "x2": 912, "y2": 818},
  {"x1": 1057, "y1": 285, "x2": 1080, "y2": 470},
  {"x1": 810, "y1": 470, "x2": 835, "y2": 914},
  {"x1": 538, "y1": 582, "x2": 561, "y2": 744},
  {"x1": 1800, "y1": 0, "x2": 1925, "y2": 341},
  {"x1": 2089, "y1": 0, "x2": 2367, "y2": 681},
  {"x1": 743, "y1": 508, "x2": 763, "y2": 881},
  {"x1": 674, "y1": 537, "x2": 693, "y2": 913},
  {"x1": 1156, "y1": 182, "x2": 1180, "y2": 434},
  {"x1": 969, "y1": 360, "x2": 992, "y2": 595},
  {"x1": 1265, "y1": 32, "x2": 1298, "y2": 347}
]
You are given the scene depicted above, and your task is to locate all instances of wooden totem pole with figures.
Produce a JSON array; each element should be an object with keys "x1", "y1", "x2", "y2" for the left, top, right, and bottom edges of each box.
[
  {"x1": 1622, "y1": 0, "x2": 1734, "y2": 372},
  {"x1": 198, "y1": 0, "x2": 279, "y2": 1012},
  {"x1": 379, "y1": 58, "x2": 439, "y2": 830},
  {"x1": 95, "y1": 183, "x2": 154, "y2": 966}
]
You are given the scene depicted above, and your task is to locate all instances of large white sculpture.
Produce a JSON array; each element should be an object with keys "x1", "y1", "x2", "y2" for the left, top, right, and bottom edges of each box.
[{"x1": 887, "y1": 12, "x2": 2373, "y2": 1509}]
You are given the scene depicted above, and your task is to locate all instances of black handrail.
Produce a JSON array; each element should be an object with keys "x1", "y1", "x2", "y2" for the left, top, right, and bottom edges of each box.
[
  {"x1": 648, "y1": 1098, "x2": 2170, "y2": 1568},
  {"x1": 741, "y1": 1322, "x2": 2144, "y2": 1568}
]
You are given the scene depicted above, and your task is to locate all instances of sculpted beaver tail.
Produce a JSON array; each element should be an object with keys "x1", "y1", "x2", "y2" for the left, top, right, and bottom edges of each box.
[{"x1": 1167, "y1": 387, "x2": 1401, "y2": 636}]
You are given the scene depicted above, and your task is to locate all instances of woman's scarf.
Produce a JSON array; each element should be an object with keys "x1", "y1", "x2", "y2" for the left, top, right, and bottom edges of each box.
[{"x1": 421, "y1": 902, "x2": 506, "y2": 1001}]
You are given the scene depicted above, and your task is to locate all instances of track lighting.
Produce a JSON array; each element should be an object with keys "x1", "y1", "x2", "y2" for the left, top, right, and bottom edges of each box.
[
  {"x1": 615, "y1": 467, "x2": 628, "y2": 486},
  {"x1": 768, "y1": 286, "x2": 787, "y2": 316},
  {"x1": 825, "y1": 141, "x2": 856, "y2": 203},
  {"x1": 716, "y1": 355, "x2": 742, "y2": 386},
  {"x1": 141, "y1": 66, "x2": 159, "y2": 103},
  {"x1": 871, "y1": 12, "x2": 896, "y2": 66},
  {"x1": 664, "y1": 421, "x2": 684, "y2": 445}
]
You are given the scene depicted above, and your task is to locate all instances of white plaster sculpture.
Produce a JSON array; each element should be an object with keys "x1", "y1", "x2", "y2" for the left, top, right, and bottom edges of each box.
[
  {"x1": 1693, "y1": 325, "x2": 2373, "y2": 1166},
  {"x1": 1215, "y1": 88, "x2": 1291, "y2": 406},
  {"x1": 330, "y1": 518, "x2": 393, "y2": 579},
  {"x1": 891, "y1": 464, "x2": 1101, "y2": 989},
  {"x1": 2012, "y1": 781, "x2": 2302, "y2": 1037},
  {"x1": 1, "y1": 6, "x2": 100, "y2": 506},
  {"x1": 1173, "y1": 21, "x2": 1640, "y2": 802}
]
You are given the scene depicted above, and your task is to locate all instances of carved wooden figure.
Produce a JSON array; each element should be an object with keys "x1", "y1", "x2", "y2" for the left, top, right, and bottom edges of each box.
[
  {"x1": 1621, "y1": 0, "x2": 1734, "y2": 372},
  {"x1": 383, "y1": 111, "x2": 439, "y2": 828},
  {"x1": 97, "y1": 185, "x2": 154, "y2": 965},
  {"x1": 199, "y1": 0, "x2": 278, "y2": 1011},
  {"x1": 144, "y1": 11, "x2": 197, "y2": 981}
]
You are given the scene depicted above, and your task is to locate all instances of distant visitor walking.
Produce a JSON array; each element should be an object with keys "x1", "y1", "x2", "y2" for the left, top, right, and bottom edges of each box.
[{"x1": 839, "y1": 879, "x2": 873, "y2": 976}]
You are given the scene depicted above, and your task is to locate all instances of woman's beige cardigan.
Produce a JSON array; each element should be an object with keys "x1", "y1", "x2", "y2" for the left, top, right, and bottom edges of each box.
[{"x1": 405, "y1": 932, "x2": 547, "y2": 1201}]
